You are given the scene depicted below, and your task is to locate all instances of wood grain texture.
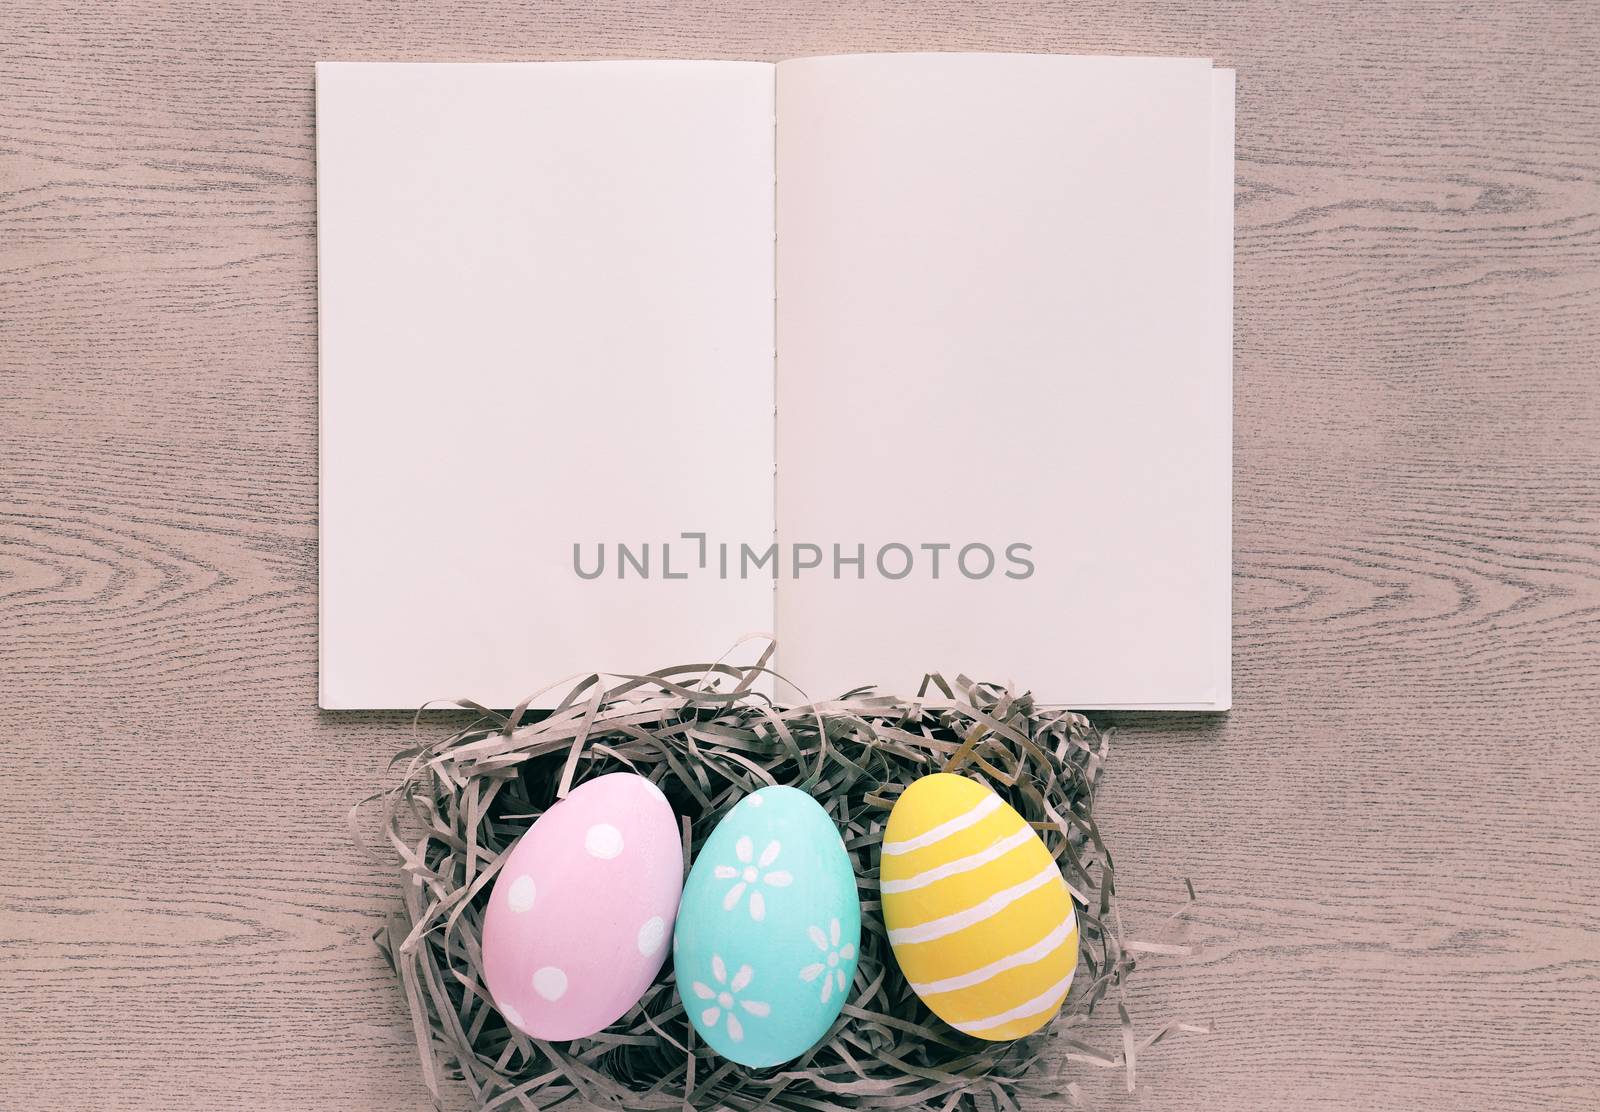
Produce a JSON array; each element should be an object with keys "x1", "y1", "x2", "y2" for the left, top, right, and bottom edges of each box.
[{"x1": 2, "y1": 1, "x2": 1597, "y2": 1108}]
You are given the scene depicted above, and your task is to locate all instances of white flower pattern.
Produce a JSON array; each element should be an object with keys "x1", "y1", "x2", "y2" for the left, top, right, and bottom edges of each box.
[
  {"x1": 799, "y1": 918, "x2": 856, "y2": 1004},
  {"x1": 690, "y1": 954, "x2": 772, "y2": 1043},
  {"x1": 714, "y1": 836, "x2": 792, "y2": 921}
]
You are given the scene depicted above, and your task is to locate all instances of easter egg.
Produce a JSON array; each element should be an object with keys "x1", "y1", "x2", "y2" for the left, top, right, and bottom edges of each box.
[
  {"x1": 481, "y1": 772, "x2": 683, "y2": 1040},
  {"x1": 672, "y1": 786, "x2": 860, "y2": 1067},
  {"x1": 881, "y1": 773, "x2": 1079, "y2": 1040}
]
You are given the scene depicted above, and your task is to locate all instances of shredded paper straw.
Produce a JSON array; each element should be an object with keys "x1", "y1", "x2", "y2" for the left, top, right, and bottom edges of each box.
[{"x1": 363, "y1": 643, "x2": 1201, "y2": 1110}]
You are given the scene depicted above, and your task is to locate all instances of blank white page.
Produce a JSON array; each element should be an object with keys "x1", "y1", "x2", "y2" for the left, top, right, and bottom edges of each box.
[
  {"x1": 774, "y1": 54, "x2": 1233, "y2": 709},
  {"x1": 318, "y1": 62, "x2": 776, "y2": 709}
]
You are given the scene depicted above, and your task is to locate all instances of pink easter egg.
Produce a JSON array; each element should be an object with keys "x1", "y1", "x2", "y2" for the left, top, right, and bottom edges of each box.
[{"x1": 481, "y1": 772, "x2": 682, "y2": 1040}]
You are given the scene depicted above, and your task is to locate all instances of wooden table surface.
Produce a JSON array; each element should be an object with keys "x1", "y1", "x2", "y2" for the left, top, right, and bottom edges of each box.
[{"x1": 3, "y1": 3, "x2": 1597, "y2": 1109}]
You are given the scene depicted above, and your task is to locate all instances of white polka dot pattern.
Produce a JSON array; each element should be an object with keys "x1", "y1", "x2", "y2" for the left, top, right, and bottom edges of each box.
[
  {"x1": 637, "y1": 916, "x2": 666, "y2": 956},
  {"x1": 533, "y1": 966, "x2": 568, "y2": 1001},
  {"x1": 481, "y1": 773, "x2": 682, "y2": 1041},
  {"x1": 507, "y1": 874, "x2": 537, "y2": 912},
  {"x1": 584, "y1": 823, "x2": 624, "y2": 859}
]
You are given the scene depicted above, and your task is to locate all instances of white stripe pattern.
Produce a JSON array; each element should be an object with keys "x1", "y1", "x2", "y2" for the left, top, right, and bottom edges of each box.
[
  {"x1": 949, "y1": 967, "x2": 1076, "y2": 1034},
  {"x1": 907, "y1": 910, "x2": 1079, "y2": 997},
  {"x1": 880, "y1": 826, "x2": 1036, "y2": 894},
  {"x1": 886, "y1": 864, "x2": 1062, "y2": 946},
  {"x1": 881, "y1": 794, "x2": 1001, "y2": 856}
]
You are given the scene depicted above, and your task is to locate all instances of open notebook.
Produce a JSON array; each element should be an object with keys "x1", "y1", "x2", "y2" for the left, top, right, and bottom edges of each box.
[{"x1": 317, "y1": 55, "x2": 1234, "y2": 711}]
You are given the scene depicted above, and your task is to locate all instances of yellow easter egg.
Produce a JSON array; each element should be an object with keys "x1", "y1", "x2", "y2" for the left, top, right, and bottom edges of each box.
[{"x1": 880, "y1": 773, "x2": 1079, "y2": 1040}]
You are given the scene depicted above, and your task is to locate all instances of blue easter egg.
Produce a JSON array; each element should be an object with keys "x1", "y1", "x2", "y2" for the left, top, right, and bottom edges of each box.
[{"x1": 672, "y1": 786, "x2": 861, "y2": 1067}]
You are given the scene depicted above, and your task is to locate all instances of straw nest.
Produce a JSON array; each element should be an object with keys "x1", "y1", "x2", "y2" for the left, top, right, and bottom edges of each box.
[{"x1": 367, "y1": 642, "x2": 1198, "y2": 1111}]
